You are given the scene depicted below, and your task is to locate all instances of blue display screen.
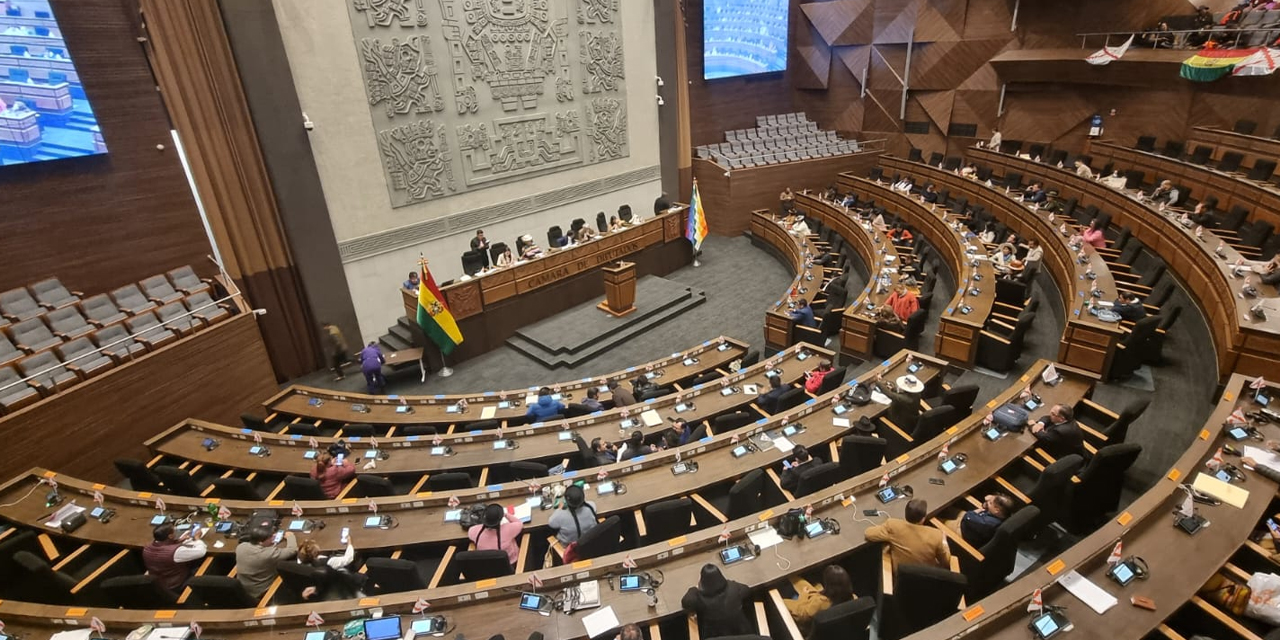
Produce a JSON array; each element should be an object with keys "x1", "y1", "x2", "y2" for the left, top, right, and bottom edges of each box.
[
  {"x1": 0, "y1": 1, "x2": 109, "y2": 166},
  {"x1": 703, "y1": 0, "x2": 789, "y2": 79}
]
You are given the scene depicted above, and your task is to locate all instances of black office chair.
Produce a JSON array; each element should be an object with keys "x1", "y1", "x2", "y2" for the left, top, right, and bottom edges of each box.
[
  {"x1": 1134, "y1": 135, "x2": 1156, "y2": 152},
  {"x1": 461, "y1": 250, "x2": 486, "y2": 275},
  {"x1": 402, "y1": 425, "x2": 437, "y2": 437},
  {"x1": 489, "y1": 242, "x2": 507, "y2": 265},
  {"x1": 1047, "y1": 149, "x2": 1068, "y2": 166},
  {"x1": 342, "y1": 424, "x2": 375, "y2": 437},
  {"x1": 815, "y1": 366, "x2": 847, "y2": 395},
  {"x1": 365, "y1": 557, "x2": 428, "y2": 592},
  {"x1": 1160, "y1": 140, "x2": 1184, "y2": 159},
  {"x1": 1219, "y1": 151, "x2": 1245, "y2": 173},
  {"x1": 100, "y1": 574, "x2": 179, "y2": 609},
  {"x1": 0, "y1": 530, "x2": 41, "y2": 593},
  {"x1": 1148, "y1": 307, "x2": 1181, "y2": 366},
  {"x1": 469, "y1": 419, "x2": 500, "y2": 431},
  {"x1": 546, "y1": 226, "x2": 567, "y2": 248},
  {"x1": 115, "y1": 458, "x2": 165, "y2": 493},
  {"x1": 1027, "y1": 143, "x2": 1046, "y2": 159},
  {"x1": 691, "y1": 371, "x2": 722, "y2": 386},
  {"x1": 509, "y1": 461, "x2": 548, "y2": 481},
  {"x1": 1108, "y1": 316, "x2": 1160, "y2": 381},
  {"x1": 1067, "y1": 443, "x2": 1142, "y2": 534},
  {"x1": 596, "y1": 212, "x2": 608, "y2": 232},
  {"x1": 153, "y1": 465, "x2": 204, "y2": 496},
  {"x1": 241, "y1": 413, "x2": 270, "y2": 431},
  {"x1": 976, "y1": 312, "x2": 1035, "y2": 373},
  {"x1": 1189, "y1": 145, "x2": 1212, "y2": 165},
  {"x1": 428, "y1": 472, "x2": 474, "y2": 492},
  {"x1": 1234, "y1": 119, "x2": 1258, "y2": 135},
  {"x1": 354, "y1": 474, "x2": 396, "y2": 497},
  {"x1": 740, "y1": 349, "x2": 761, "y2": 367},
  {"x1": 449, "y1": 550, "x2": 513, "y2": 583},
  {"x1": 794, "y1": 461, "x2": 841, "y2": 496},
  {"x1": 775, "y1": 387, "x2": 807, "y2": 412},
  {"x1": 961, "y1": 506, "x2": 1039, "y2": 599},
  {"x1": 1221, "y1": 205, "x2": 1250, "y2": 232},
  {"x1": 929, "y1": 384, "x2": 978, "y2": 416},
  {"x1": 882, "y1": 565, "x2": 967, "y2": 640},
  {"x1": 275, "y1": 562, "x2": 331, "y2": 604},
  {"x1": 282, "y1": 476, "x2": 329, "y2": 501},
  {"x1": 186, "y1": 575, "x2": 258, "y2": 608},
  {"x1": 810, "y1": 596, "x2": 876, "y2": 640},
  {"x1": 722, "y1": 468, "x2": 766, "y2": 520},
  {"x1": 289, "y1": 423, "x2": 320, "y2": 437},
  {"x1": 618, "y1": 204, "x2": 633, "y2": 223},
  {"x1": 574, "y1": 515, "x2": 623, "y2": 559},
  {"x1": 839, "y1": 435, "x2": 886, "y2": 479},
  {"x1": 908, "y1": 148, "x2": 923, "y2": 162},
  {"x1": 873, "y1": 308, "x2": 926, "y2": 358},
  {"x1": 641, "y1": 497, "x2": 695, "y2": 542},
  {"x1": 926, "y1": 151, "x2": 943, "y2": 166},
  {"x1": 712, "y1": 411, "x2": 754, "y2": 433},
  {"x1": 1239, "y1": 220, "x2": 1274, "y2": 248},
  {"x1": 869, "y1": 167, "x2": 884, "y2": 181},
  {"x1": 1026, "y1": 454, "x2": 1085, "y2": 532},
  {"x1": 210, "y1": 477, "x2": 264, "y2": 501},
  {"x1": 1249, "y1": 159, "x2": 1277, "y2": 182},
  {"x1": 909, "y1": 405, "x2": 957, "y2": 444}
]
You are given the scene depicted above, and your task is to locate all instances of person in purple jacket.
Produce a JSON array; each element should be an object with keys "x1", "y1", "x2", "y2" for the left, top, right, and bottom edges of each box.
[{"x1": 359, "y1": 341, "x2": 386, "y2": 393}]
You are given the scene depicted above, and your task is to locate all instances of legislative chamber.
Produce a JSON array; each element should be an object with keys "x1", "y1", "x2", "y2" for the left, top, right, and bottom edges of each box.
[{"x1": 3, "y1": 1, "x2": 1280, "y2": 640}]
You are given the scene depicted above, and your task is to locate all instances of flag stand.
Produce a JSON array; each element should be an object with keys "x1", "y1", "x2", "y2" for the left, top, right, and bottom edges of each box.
[{"x1": 436, "y1": 343, "x2": 454, "y2": 377}]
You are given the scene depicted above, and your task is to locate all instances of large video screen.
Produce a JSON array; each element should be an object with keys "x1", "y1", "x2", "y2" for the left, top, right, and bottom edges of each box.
[
  {"x1": 703, "y1": 0, "x2": 789, "y2": 80},
  {"x1": 0, "y1": 0, "x2": 107, "y2": 166}
]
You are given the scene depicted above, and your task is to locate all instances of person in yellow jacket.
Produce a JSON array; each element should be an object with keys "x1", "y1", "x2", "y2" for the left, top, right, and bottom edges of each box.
[{"x1": 784, "y1": 565, "x2": 855, "y2": 634}]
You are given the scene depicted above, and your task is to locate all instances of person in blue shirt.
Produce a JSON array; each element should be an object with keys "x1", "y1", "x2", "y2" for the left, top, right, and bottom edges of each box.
[
  {"x1": 1112, "y1": 291, "x2": 1147, "y2": 322},
  {"x1": 402, "y1": 271, "x2": 419, "y2": 291},
  {"x1": 526, "y1": 387, "x2": 566, "y2": 421},
  {"x1": 788, "y1": 299, "x2": 817, "y2": 327},
  {"x1": 1023, "y1": 182, "x2": 1047, "y2": 204},
  {"x1": 758, "y1": 375, "x2": 789, "y2": 414},
  {"x1": 581, "y1": 387, "x2": 604, "y2": 412},
  {"x1": 359, "y1": 342, "x2": 386, "y2": 394},
  {"x1": 959, "y1": 493, "x2": 1015, "y2": 548},
  {"x1": 668, "y1": 417, "x2": 692, "y2": 446}
]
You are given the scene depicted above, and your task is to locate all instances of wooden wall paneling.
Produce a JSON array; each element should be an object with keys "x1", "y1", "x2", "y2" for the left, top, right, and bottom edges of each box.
[
  {"x1": 139, "y1": 0, "x2": 320, "y2": 381},
  {"x1": 794, "y1": 8, "x2": 834, "y2": 89},
  {"x1": 800, "y1": 0, "x2": 874, "y2": 47},
  {"x1": 0, "y1": 0, "x2": 210, "y2": 295},
  {"x1": 872, "y1": 0, "x2": 922, "y2": 44},
  {"x1": 0, "y1": 314, "x2": 277, "y2": 481},
  {"x1": 1015, "y1": 0, "x2": 1193, "y2": 48},
  {"x1": 913, "y1": 0, "x2": 967, "y2": 41}
]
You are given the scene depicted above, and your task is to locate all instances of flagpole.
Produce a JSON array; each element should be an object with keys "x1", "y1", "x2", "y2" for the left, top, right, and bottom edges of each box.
[{"x1": 418, "y1": 255, "x2": 454, "y2": 377}]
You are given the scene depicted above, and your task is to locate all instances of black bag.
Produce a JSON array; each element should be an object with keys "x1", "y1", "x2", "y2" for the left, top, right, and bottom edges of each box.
[
  {"x1": 847, "y1": 384, "x2": 872, "y2": 406},
  {"x1": 457, "y1": 504, "x2": 486, "y2": 529},
  {"x1": 992, "y1": 403, "x2": 1029, "y2": 432},
  {"x1": 248, "y1": 509, "x2": 281, "y2": 531},
  {"x1": 631, "y1": 376, "x2": 656, "y2": 397},
  {"x1": 776, "y1": 508, "x2": 805, "y2": 539},
  {"x1": 61, "y1": 511, "x2": 87, "y2": 533}
]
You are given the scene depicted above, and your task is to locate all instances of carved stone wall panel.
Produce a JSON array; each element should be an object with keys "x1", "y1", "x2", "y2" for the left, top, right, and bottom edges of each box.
[{"x1": 346, "y1": 0, "x2": 630, "y2": 208}]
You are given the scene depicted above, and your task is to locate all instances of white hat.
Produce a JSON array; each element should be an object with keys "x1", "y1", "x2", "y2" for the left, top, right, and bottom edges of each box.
[
  {"x1": 520, "y1": 234, "x2": 533, "y2": 242},
  {"x1": 895, "y1": 374, "x2": 925, "y2": 394}
]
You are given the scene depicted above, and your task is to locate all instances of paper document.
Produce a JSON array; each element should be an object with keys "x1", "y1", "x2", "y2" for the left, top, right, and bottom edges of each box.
[
  {"x1": 833, "y1": 417, "x2": 851, "y2": 428},
  {"x1": 1058, "y1": 570, "x2": 1118, "y2": 614},
  {"x1": 748, "y1": 525, "x2": 785, "y2": 550},
  {"x1": 1243, "y1": 446, "x2": 1280, "y2": 471},
  {"x1": 44, "y1": 503, "x2": 85, "y2": 529},
  {"x1": 512, "y1": 502, "x2": 533, "y2": 523},
  {"x1": 146, "y1": 628, "x2": 191, "y2": 640},
  {"x1": 1191, "y1": 472, "x2": 1249, "y2": 509},
  {"x1": 640, "y1": 409, "x2": 662, "y2": 427},
  {"x1": 51, "y1": 630, "x2": 93, "y2": 640},
  {"x1": 772, "y1": 436, "x2": 796, "y2": 453},
  {"x1": 743, "y1": 384, "x2": 759, "y2": 395},
  {"x1": 870, "y1": 391, "x2": 892, "y2": 406},
  {"x1": 480, "y1": 405, "x2": 497, "y2": 419},
  {"x1": 583, "y1": 606, "x2": 620, "y2": 638}
]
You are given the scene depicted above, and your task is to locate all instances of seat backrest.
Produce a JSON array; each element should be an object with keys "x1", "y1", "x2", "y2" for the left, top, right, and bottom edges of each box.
[
  {"x1": 941, "y1": 384, "x2": 979, "y2": 414},
  {"x1": 212, "y1": 477, "x2": 262, "y2": 501},
  {"x1": 428, "y1": 472, "x2": 473, "y2": 491},
  {"x1": 13, "y1": 318, "x2": 55, "y2": 345},
  {"x1": 186, "y1": 575, "x2": 255, "y2": 608},
  {"x1": 15, "y1": 550, "x2": 78, "y2": 603},
  {"x1": 354, "y1": 474, "x2": 395, "y2": 497},
  {"x1": 111, "y1": 284, "x2": 149, "y2": 308},
  {"x1": 904, "y1": 308, "x2": 928, "y2": 337},
  {"x1": 168, "y1": 265, "x2": 202, "y2": 289},
  {"x1": 713, "y1": 410, "x2": 753, "y2": 432},
  {"x1": 153, "y1": 465, "x2": 203, "y2": 496},
  {"x1": 839, "y1": 435, "x2": 886, "y2": 478},
  {"x1": 100, "y1": 574, "x2": 178, "y2": 608},
  {"x1": 776, "y1": 387, "x2": 807, "y2": 411},
  {"x1": 156, "y1": 301, "x2": 189, "y2": 325},
  {"x1": 56, "y1": 337, "x2": 96, "y2": 361},
  {"x1": 453, "y1": 549, "x2": 514, "y2": 582},
  {"x1": 1028, "y1": 454, "x2": 1084, "y2": 525},
  {"x1": 1107, "y1": 397, "x2": 1151, "y2": 441},
  {"x1": 364, "y1": 557, "x2": 426, "y2": 593},
  {"x1": 275, "y1": 562, "x2": 328, "y2": 601},
  {"x1": 30, "y1": 278, "x2": 75, "y2": 307},
  {"x1": 0, "y1": 530, "x2": 41, "y2": 578},
  {"x1": 911, "y1": 405, "x2": 956, "y2": 442},
  {"x1": 18, "y1": 351, "x2": 63, "y2": 379},
  {"x1": 282, "y1": 476, "x2": 329, "y2": 501},
  {"x1": 402, "y1": 425, "x2": 437, "y2": 437},
  {"x1": 817, "y1": 366, "x2": 848, "y2": 394},
  {"x1": 342, "y1": 423, "x2": 375, "y2": 437},
  {"x1": 509, "y1": 460, "x2": 548, "y2": 480},
  {"x1": 574, "y1": 515, "x2": 623, "y2": 559},
  {"x1": 642, "y1": 497, "x2": 694, "y2": 541},
  {"x1": 115, "y1": 458, "x2": 164, "y2": 493},
  {"x1": 810, "y1": 596, "x2": 876, "y2": 640},
  {"x1": 970, "y1": 505, "x2": 1040, "y2": 597},
  {"x1": 0, "y1": 287, "x2": 39, "y2": 318},
  {"x1": 0, "y1": 333, "x2": 17, "y2": 360},
  {"x1": 892, "y1": 565, "x2": 968, "y2": 637},
  {"x1": 795, "y1": 461, "x2": 841, "y2": 496},
  {"x1": 141, "y1": 274, "x2": 178, "y2": 299},
  {"x1": 726, "y1": 468, "x2": 765, "y2": 520},
  {"x1": 46, "y1": 306, "x2": 87, "y2": 333},
  {"x1": 81, "y1": 294, "x2": 124, "y2": 323}
]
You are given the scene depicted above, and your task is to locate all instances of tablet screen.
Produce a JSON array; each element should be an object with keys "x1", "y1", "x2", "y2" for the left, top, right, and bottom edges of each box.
[
  {"x1": 1112, "y1": 563, "x2": 1134, "y2": 584},
  {"x1": 303, "y1": 450, "x2": 317, "y2": 459},
  {"x1": 941, "y1": 459, "x2": 958, "y2": 474},
  {"x1": 720, "y1": 547, "x2": 742, "y2": 562},
  {"x1": 1230, "y1": 427, "x2": 1249, "y2": 440},
  {"x1": 878, "y1": 487, "x2": 896, "y2": 502},
  {"x1": 150, "y1": 515, "x2": 167, "y2": 525},
  {"x1": 431, "y1": 446, "x2": 446, "y2": 455},
  {"x1": 619, "y1": 575, "x2": 642, "y2": 591},
  {"x1": 805, "y1": 521, "x2": 825, "y2": 537},
  {"x1": 365, "y1": 516, "x2": 383, "y2": 527},
  {"x1": 288, "y1": 519, "x2": 306, "y2": 531},
  {"x1": 519, "y1": 593, "x2": 544, "y2": 610},
  {"x1": 1033, "y1": 615, "x2": 1059, "y2": 638},
  {"x1": 249, "y1": 446, "x2": 265, "y2": 455}
]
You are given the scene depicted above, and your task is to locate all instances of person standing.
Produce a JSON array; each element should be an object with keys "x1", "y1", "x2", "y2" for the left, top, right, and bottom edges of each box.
[
  {"x1": 471, "y1": 230, "x2": 491, "y2": 268},
  {"x1": 359, "y1": 341, "x2": 386, "y2": 394},
  {"x1": 235, "y1": 527, "x2": 299, "y2": 599},
  {"x1": 988, "y1": 128, "x2": 1002, "y2": 151},
  {"x1": 885, "y1": 283, "x2": 919, "y2": 323},
  {"x1": 321, "y1": 322, "x2": 349, "y2": 382},
  {"x1": 681, "y1": 564, "x2": 752, "y2": 638},
  {"x1": 143, "y1": 523, "x2": 208, "y2": 594}
]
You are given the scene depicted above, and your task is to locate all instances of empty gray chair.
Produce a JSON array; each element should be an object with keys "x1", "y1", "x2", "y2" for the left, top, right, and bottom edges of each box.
[
  {"x1": 156, "y1": 301, "x2": 198, "y2": 335},
  {"x1": 114, "y1": 458, "x2": 165, "y2": 493},
  {"x1": 100, "y1": 574, "x2": 179, "y2": 608},
  {"x1": 186, "y1": 292, "x2": 230, "y2": 326},
  {"x1": 111, "y1": 284, "x2": 158, "y2": 315},
  {"x1": 17, "y1": 351, "x2": 79, "y2": 394},
  {"x1": 365, "y1": 557, "x2": 429, "y2": 593},
  {"x1": 92, "y1": 324, "x2": 147, "y2": 362},
  {"x1": 139, "y1": 274, "x2": 184, "y2": 305},
  {"x1": 640, "y1": 497, "x2": 695, "y2": 543},
  {"x1": 29, "y1": 278, "x2": 79, "y2": 310},
  {"x1": 80, "y1": 294, "x2": 128, "y2": 327},
  {"x1": 186, "y1": 575, "x2": 256, "y2": 608},
  {"x1": 354, "y1": 474, "x2": 396, "y2": 497},
  {"x1": 281, "y1": 476, "x2": 329, "y2": 501},
  {"x1": 56, "y1": 338, "x2": 113, "y2": 379},
  {"x1": 0, "y1": 364, "x2": 40, "y2": 413},
  {"x1": 0, "y1": 287, "x2": 43, "y2": 321},
  {"x1": 45, "y1": 306, "x2": 93, "y2": 340},
  {"x1": 0, "y1": 333, "x2": 22, "y2": 367},
  {"x1": 125, "y1": 312, "x2": 178, "y2": 350},
  {"x1": 167, "y1": 265, "x2": 212, "y2": 295},
  {"x1": 10, "y1": 317, "x2": 61, "y2": 353}
]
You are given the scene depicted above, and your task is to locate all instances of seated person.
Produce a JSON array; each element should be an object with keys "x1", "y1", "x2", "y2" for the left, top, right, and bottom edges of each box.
[
  {"x1": 587, "y1": 437, "x2": 619, "y2": 466},
  {"x1": 518, "y1": 234, "x2": 544, "y2": 259},
  {"x1": 1253, "y1": 255, "x2": 1280, "y2": 285},
  {"x1": 667, "y1": 417, "x2": 693, "y2": 447},
  {"x1": 1101, "y1": 170, "x2": 1127, "y2": 189},
  {"x1": 757, "y1": 374, "x2": 788, "y2": 413},
  {"x1": 884, "y1": 283, "x2": 919, "y2": 323},
  {"x1": 978, "y1": 223, "x2": 997, "y2": 245},
  {"x1": 990, "y1": 243, "x2": 1016, "y2": 271},
  {"x1": 960, "y1": 162, "x2": 977, "y2": 178},
  {"x1": 403, "y1": 271, "x2": 420, "y2": 290},
  {"x1": 779, "y1": 187, "x2": 795, "y2": 213},
  {"x1": 682, "y1": 565, "x2": 752, "y2": 638},
  {"x1": 1023, "y1": 182, "x2": 1047, "y2": 204},
  {"x1": 865, "y1": 499, "x2": 950, "y2": 572},
  {"x1": 1022, "y1": 239, "x2": 1044, "y2": 269},
  {"x1": 609, "y1": 215, "x2": 625, "y2": 231},
  {"x1": 788, "y1": 298, "x2": 817, "y2": 327},
  {"x1": 803, "y1": 359, "x2": 835, "y2": 393},
  {"x1": 468, "y1": 504, "x2": 523, "y2": 566},
  {"x1": 1113, "y1": 291, "x2": 1147, "y2": 321},
  {"x1": 823, "y1": 185, "x2": 839, "y2": 202},
  {"x1": 874, "y1": 305, "x2": 904, "y2": 331},
  {"x1": 526, "y1": 387, "x2": 566, "y2": 421},
  {"x1": 310, "y1": 452, "x2": 356, "y2": 499},
  {"x1": 494, "y1": 245, "x2": 515, "y2": 267},
  {"x1": 784, "y1": 565, "x2": 856, "y2": 635},
  {"x1": 958, "y1": 493, "x2": 1016, "y2": 548},
  {"x1": 1149, "y1": 180, "x2": 1179, "y2": 205},
  {"x1": 580, "y1": 386, "x2": 604, "y2": 412},
  {"x1": 779, "y1": 444, "x2": 822, "y2": 493},
  {"x1": 549, "y1": 485, "x2": 598, "y2": 545},
  {"x1": 574, "y1": 225, "x2": 597, "y2": 243},
  {"x1": 888, "y1": 223, "x2": 914, "y2": 244},
  {"x1": 619, "y1": 430, "x2": 656, "y2": 460},
  {"x1": 1189, "y1": 200, "x2": 1220, "y2": 227},
  {"x1": 787, "y1": 213, "x2": 812, "y2": 237},
  {"x1": 841, "y1": 193, "x2": 857, "y2": 208},
  {"x1": 1074, "y1": 160, "x2": 1094, "y2": 179},
  {"x1": 295, "y1": 538, "x2": 363, "y2": 600},
  {"x1": 892, "y1": 177, "x2": 915, "y2": 193},
  {"x1": 921, "y1": 184, "x2": 940, "y2": 204},
  {"x1": 1028, "y1": 404, "x2": 1084, "y2": 458},
  {"x1": 1081, "y1": 220, "x2": 1107, "y2": 248}
]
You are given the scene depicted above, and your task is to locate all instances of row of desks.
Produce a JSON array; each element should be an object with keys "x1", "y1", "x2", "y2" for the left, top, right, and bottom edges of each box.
[
  {"x1": 749, "y1": 209, "x2": 828, "y2": 353},
  {"x1": 0, "y1": 354, "x2": 1099, "y2": 640},
  {"x1": 969, "y1": 147, "x2": 1280, "y2": 381},
  {"x1": 1189, "y1": 126, "x2": 1280, "y2": 178},
  {"x1": 883, "y1": 156, "x2": 1124, "y2": 377},
  {"x1": 262, "y1": 337, "x2": 747, "y2": 427},
  {"x1": 149, "y1": 342, "x2": 831, "y2": 477}
]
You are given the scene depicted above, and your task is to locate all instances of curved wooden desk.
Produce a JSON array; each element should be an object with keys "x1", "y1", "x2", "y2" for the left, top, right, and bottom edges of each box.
[
  {"x1": 147, "y1": 343, "x2": 832, "y2": 478},
  {"x1": 0, "y1": 356, "x2": 1096, "y2": 640},
  {"x1": 969, "y1": 147, "x2": 1280, "y2": 380},
  {"x1": 749, "y1": 208, "x2": 829, "y2": 352},
  {"x1": 1191, "y1": 126, "x2": 1280, "y2": 181},
  {"x1": 909, "y1": 375, "x2": 1277, "y2": 640},
  {"x1": 883, "y1": 156, "x2": 1123, "y2": 376},
  {"x1": 397, "y1": 208, "x2": 691, "y2": 364},
  {"x1": 838, "y1": 175, "x2": 998, "y2": 366},
  {"x1": 263, "y1": 337, "x2": 747, "y2": 428},
  {"x1": 1089, "y1": 140, "x2": 1280, "y2": 237}
]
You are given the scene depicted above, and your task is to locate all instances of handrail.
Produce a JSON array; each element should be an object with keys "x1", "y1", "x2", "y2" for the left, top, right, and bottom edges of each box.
[
  {"x1": 704, "y1": 137, "x2": 887, "y2": 171},
  {"x1": 0, "y1": 286, "x2": 246, "y2": 397},
  {"x1": 1077, "y1": 26, "x2": 1279, "y2": 50}
]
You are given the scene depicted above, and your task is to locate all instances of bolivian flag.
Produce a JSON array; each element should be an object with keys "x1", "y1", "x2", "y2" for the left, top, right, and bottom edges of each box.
[
  {"x1": 1180, "y1": 47, "x2": 1259, "y2": 82},
  {"x1": 417, "y1": 264, "x2": 462, "y2": 355}
]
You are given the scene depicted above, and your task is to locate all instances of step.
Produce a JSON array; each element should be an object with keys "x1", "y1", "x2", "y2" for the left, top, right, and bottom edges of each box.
[
  {"x1": 389, "y1": 323, "x2": 415, "y2": 344},
  {"x1": 379, "y1": 332, "x2": 411, "y2": 352}
]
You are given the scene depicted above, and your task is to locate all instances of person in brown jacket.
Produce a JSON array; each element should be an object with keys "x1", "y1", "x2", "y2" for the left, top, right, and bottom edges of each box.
[
  {"x1": 864, "y1": 499, "x2": 950, "y2": 572},
  {"x1": 310, "y1": 451, "x2": 356, "y2": 499},
  {"x1": 784, "y1": 564, "x2": 855, "y2": 634}
]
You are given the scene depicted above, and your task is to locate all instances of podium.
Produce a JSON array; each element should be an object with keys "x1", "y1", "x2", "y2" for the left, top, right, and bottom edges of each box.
[{"x1": 598, "y1": 261, "x2": 637, "y2": 317}]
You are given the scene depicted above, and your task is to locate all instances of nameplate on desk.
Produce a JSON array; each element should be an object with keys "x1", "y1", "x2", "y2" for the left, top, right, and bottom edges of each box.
[
  {"x1": 474, "y1": 578, "x2": 498, "y2": 589},
  {"x1": 572, "y1": 559, "x2": 594, "y2": 569},
  {"x1": 153, "y1": 610, "x2": 177, "y2": 619},
  {"x1": 1046, "y1": 559, "x2": 1066, "y2": 575},
  {"x1": 1117, "y1": 511, "x2": 1133, "y2": 526},
  {"x1": 962, "y1": 606, "x2": 985, "y2": 621},
  {"x1": 1168, "y1": 468, "x2": 1182, "y2": 482},
  {"x1": 1200, "y1": 429, "x2": 1211, "y2": 440}
]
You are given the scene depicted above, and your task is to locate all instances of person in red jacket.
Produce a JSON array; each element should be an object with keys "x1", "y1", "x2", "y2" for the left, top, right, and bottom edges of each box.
[
  {"x1": 884, "y1": 283, "x2": 920, "y2": 323},
  {"x1": 310, "y1": 451, "x2": 356, "y2": 499}
]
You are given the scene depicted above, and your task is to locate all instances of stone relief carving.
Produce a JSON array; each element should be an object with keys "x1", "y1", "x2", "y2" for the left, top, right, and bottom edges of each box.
[
  {"x1": 580, "y1": 30, "x2": 623, "y2": 94},
  {"x1": 577, "y1": 0, "x2": 617, "y2": 25},
  {"x1": 345, "y1": 0, "x2": 630, "y2": 208},
  {"x1": 378, "y1": 119, "x2": 457, "y2": 205},
  {"x1": 585, "y1": 97, "x2": 626, "y2": 162},
  {"x1": 352, "y1": 0, "x2": 428, "y2": 28},
  {"x1": 361, "y1": 36, "x2": 445, "y2": 117}
]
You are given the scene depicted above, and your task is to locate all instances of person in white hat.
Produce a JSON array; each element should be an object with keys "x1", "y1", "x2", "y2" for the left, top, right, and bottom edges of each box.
[{"x1": 518, "y1": 234, "x2": 543, "y2": 260}]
